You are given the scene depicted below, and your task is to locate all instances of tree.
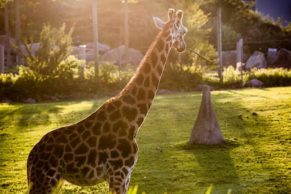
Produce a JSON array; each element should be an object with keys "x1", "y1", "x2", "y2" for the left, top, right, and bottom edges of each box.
[
  {"x1": 0, "y1": 0, "x2": 13, "y2": 8},
  {"x1": 184, "y1": 1, "x2": 217, "y2": 66},
  {"x1": 201, "y1": 0, "x2": 291, "y2": 52},
  {"x1": 20, "y1": 25, "x2": 77, "y2": 79}
]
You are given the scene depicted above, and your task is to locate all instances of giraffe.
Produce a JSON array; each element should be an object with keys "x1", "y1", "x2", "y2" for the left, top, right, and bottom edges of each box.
[{"x1": 27, "y1": 8, "x2": 188, "y2": 194}]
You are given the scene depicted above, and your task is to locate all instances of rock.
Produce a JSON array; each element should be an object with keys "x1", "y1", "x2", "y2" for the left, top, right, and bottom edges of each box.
[
  {"x1": 271, "y1": 48, "x2": 291, "y2": 69},
  {"x1": 189, "y1": 85, "x2": 224, "y2": 145},
  {"x1": 157, "y1": 89, "x2": 172, "y2": 95},
  {"x1": 246, "y1": 79, "x2": 264, "y2": 88},
  {"x1": 23, "y1": 98, "x2": 36, "y2": 103},
  {"x1": 222, "y1": 50, "x2": 236, "y2": 67},
  {"x1": 245, "y1": 51, "x2": 267, "y2": 70},
  {"x1": 267, "y1": 48, "x2": 278, "y2": 66},
  {"x1": 102, "y1": 45, "x2": 143, "y2": 66},
  {"x1": 196, "y1": 84, "x2": 213, "y2": 91}
]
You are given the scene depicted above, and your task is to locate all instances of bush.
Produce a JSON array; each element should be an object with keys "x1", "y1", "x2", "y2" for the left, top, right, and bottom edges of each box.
[
  {"x1": 248, "y1": 68, "x2": 291, "y2": 87},
  {"x1": 204, "y1": 67, "x2": 244, "y2": 89},
  {"x1": 204, "y1": 67, "x2": 291, "y2": 88},
  {"x1": 20, "y1": 25, "x2": 76, "y2": 79},
  {"x1": 1, "y1": 64, "x2": 291, "y2": 102},
  {"x1": 160, "y1": 63, "x2": 204, "y2": 91},
  {"x1": 0, "y1": 73, "x2": 18, "y2": 101}
]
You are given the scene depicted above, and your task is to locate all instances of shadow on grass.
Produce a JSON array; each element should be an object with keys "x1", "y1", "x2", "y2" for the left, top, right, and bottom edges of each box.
[
  {"x1": 0, "y1": 100, "x2": 103, "y2": 192},
  {"x1": 0, "y1": 103, "x2": 62, "y2": 131},
  {"x1": 187, "y1": 89, "x2": 291, "y2": 193},
  {"x1": 181, "y1": 140, "x2": 240, "y2": 191},
  {"x1": 0, "y1": 100, "x2": 102, "y2": 132}
]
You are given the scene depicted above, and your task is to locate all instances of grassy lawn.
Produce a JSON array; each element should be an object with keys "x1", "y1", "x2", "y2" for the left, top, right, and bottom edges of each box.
[{"x1": 0, "y1": 87, "x2": 290, "y2": 194}]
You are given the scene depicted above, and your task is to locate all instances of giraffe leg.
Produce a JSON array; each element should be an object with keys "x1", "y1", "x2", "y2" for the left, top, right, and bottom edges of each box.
[
  {"x1": 108, "y1": 169, "x2": 132, "y2": 194},
  {"x1": 28, "y1": 163, "x2": 63, "y2": 194}
]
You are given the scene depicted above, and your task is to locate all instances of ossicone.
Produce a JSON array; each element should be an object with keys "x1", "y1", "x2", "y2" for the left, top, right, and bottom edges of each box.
[
  {"x1": 168, "y1": 8, "x2": 175, "y2": 20},
  {"x1": 176, "y1": 10, "x2": 183, "y2": 20}
]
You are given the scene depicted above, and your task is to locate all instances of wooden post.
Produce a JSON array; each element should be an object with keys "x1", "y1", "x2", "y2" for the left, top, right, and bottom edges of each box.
[
  {"x1": 15, "y1": 0, "x2": 21, "y2": 65},
  {"x1": 92, "y1": 0, "x2": 99, "y2": 77},
  {"x1": 217, "y1": 6, "x2": 223, "y2": 82},
  {"x1": 0, "y1": 45, "x2": 4, "y2": 73},
  {"x1": 236, "y1": 38, "x2": 244, "y2": 83},
  {"x1": 79, "y1": 45, "x2": 86, "y2": 79},
  {"x1": 123, "y1": 0, "x2": 129, "y2": 63},
  {"x1": 4, "y1": 4, "x2": 11, "y2": 68}
]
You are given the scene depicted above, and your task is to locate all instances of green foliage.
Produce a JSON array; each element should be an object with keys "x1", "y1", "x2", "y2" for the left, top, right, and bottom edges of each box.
[
  {"x1": 204, "y1": 67, "x2": 291, "y2": 89},
  {"x1": 0, "y1": 0, "x2": 12, "y2": 8},
  {"x1": 0, "y1": 73, "x2": 17, "y2": 100},
  {"x1": 249, "y1": 68, "x2": 291, "y2": 87},
  {"x1": 128, "y1": 185, "x2": 139, "y2": 194},
  {"x1": 21, "y1": 25, "x2": 76, "y2": 79},
  {"x1": 201, "y1": 0, "x2": 291, "y2": 52},
  {"x1": 160, "y1": 63, "x2": 204, "y2": 90},
  {"x1": 222, "y1": 24, "x2": 242, "y2": 50},
  {"x1": 0, "y1": 62, "x2": 134, "y2": 101},
  {"x1": 184, "y1": 1, "x2": 217, "y2": 66},
  {"x1": 222, "y1": 66, "x2": 246, "y2": 87},
  {"x1": 1, "y1": 64, "x2": 291, "y2": 101}
]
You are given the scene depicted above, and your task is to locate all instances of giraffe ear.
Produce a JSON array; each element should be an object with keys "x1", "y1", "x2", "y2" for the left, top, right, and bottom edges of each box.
[
  {"x1": 176, "y1": 10, "x2": 183, "y2": 21},
  {"x1": 153, "y1": 16, "x2": 165, "y2": 30},
  {"x1": 168, "y1": 8, "x2": 175, "y2": 20}
]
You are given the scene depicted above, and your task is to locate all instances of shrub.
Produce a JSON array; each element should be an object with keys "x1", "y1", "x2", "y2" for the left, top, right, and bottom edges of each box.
[
  {"x1": 19, "y1": 25, "x2": 78, "y2": 80},
  {"x1": 203, "y1": 67, "x2": 244, "y2": 89},
  {"x1": 221, "y1": 66, "x2": 248, "y2": 88},
  {"x1": 0, "y1": 73, "x2": 18, "y2": 101},
  {"x1": 204, "y1": 67, "x2": 291, "y2": 88},
  {"x1": 248, "y1": 68, "x2": 291, "y2": 87},
  {"x1": 160, "y1": 63, "x2": 204, "y2": 90}
]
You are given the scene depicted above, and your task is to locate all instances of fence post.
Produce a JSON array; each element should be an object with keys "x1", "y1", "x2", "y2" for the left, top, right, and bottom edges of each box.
[
  {"x1": 217, "y1": 6, "x2": 223, "y2": 82},
  {"x1": 236, "y1": 38, "x2": 244, "y2": 83},
  {"x1": 0, "y1": 45, "x2": 5, "y2": 73},
  {"x1": 79, "y1": 45, "x2": 87, "y2": 79},
  {"x1": 92, "y1": 0, "x2": 99, "y2": 77}
]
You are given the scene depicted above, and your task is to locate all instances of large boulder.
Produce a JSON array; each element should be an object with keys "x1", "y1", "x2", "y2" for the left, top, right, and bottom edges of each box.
[
  {"x1": 271, "y1": 48, "x2": 291, "y2": 69},
  {"x1": 102, "y1": 45, "x2": 143, "y2": 66},
  {"x1": 245, "y1": 51, "x2": 267, "y2": 70},
  {"x1": 246, "y1": 79, "x2": 264, "y2": 88}
]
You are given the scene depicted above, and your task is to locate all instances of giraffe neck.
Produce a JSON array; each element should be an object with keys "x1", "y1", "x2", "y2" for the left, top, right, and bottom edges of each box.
[
  {"x1": 85, "y1": 23, "x2": 174, "y2": 140},
  {"x1": 117, "y1": 23, "x2": 172, "y2": 116}
]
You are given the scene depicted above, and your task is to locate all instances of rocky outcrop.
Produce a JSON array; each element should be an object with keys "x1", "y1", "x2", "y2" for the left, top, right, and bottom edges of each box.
[
  {"x1": 245, "y1": 51, "x2": 267, "y2": 70},
  {"x1": 271, "y1": 48, "x2": 291, "y2": 69}
]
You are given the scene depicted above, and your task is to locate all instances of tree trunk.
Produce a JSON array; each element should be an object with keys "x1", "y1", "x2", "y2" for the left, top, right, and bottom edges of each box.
[
  {"x1": 4, "y1": 4, "x2": 11, "y2": 68},
  {"x1": 92, "y1": 0, "x2": 99, "y2": 77},
  {"x1": 15, "y1": 0, "x2": 21, "y2": 65},
  {"x1": 189, "y1": 85, "x2": 224, "y2": 145}
]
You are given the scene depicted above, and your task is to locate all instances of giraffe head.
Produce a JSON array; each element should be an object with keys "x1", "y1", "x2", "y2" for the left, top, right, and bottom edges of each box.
[{"x1": 153, "y1": 8, "x2": 188, "y2": 52}]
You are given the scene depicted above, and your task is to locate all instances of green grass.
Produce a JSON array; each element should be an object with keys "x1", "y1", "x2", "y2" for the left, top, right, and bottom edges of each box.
[{"x1": 0, "y1": 87, "x2": 290, "y2": 193}]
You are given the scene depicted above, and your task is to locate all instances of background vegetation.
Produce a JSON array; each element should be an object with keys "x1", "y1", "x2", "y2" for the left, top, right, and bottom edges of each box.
[{"x1": 1, "y1": 0, "x2": 291, "y2": 102}]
